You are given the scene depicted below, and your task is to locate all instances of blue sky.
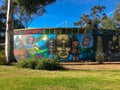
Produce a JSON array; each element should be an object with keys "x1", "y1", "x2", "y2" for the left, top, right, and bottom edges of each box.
[{"x1": 28, "y1": 0, "x2": 120, "y2": 28}]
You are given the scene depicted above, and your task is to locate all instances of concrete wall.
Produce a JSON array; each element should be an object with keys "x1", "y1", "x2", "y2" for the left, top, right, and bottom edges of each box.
[{"x1": 14, "y1": 28, "x2": 120, "y2": 62}]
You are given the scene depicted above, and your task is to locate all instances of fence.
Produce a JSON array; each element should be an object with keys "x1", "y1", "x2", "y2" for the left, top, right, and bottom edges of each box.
[{"x1": 14, "y1": 28, "x2": 120, "y2": 62}]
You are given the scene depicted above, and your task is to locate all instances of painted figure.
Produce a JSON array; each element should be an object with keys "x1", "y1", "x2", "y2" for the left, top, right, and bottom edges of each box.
[
  {"x1": 71, "y1": 35, "x2": 80, "y2": 61},
  {"x1": 56, "y1": 34, "x2": 71, "y2": 59},
  {"x1": 48, "y1": 38, "x2": 56, "y2": 58},
  {"x1": 82, "y1": 35, "x2": 92, "y2": 47},
  {"x1": 14, "y1": 36, "x2": 21, "y2": 48},
  {"x1": 96, "y1": 36, "x2": 104, "y2": 63},
  {"x1": 28, "y1": 36, "x2": 34, "y2": 44}
]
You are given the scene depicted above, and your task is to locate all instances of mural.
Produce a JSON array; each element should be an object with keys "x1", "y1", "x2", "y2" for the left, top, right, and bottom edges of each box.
[
  {"x1": 57, "y1": 34, "x2": 71, "y2": 59},
  {"x1": 14, "y1": 29, "x2": 120, "y2": 62}
]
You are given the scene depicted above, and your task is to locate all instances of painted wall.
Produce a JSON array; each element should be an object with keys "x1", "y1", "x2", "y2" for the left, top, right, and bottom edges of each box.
[{"x1": 14, "y1": 29, "x2": 120, "y2": 62}]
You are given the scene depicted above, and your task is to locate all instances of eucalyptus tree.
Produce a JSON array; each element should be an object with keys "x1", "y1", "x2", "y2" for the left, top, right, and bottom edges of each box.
[
  {"x1": 6, "y1": 0, "x2": 15, "y2": 63},
  {"x1": 74, "y1": 5, "x2": 105, "y2": 29},
  {"x1": 6, "y1": 0, "x2": 56, "y2": 63},
  {"x1": 74, "y1": 14, "x2": 92, "y2": 28},
  {"x1": 113, "y1": 3, "x2": 120, "y2": 29},
  {"x1": 90, "y1": 6, "x2": 105, "y2": 29},
  {"x1": 101, "y1": 13, "x2": 115, "y2": 29},
  {"x1": 0, "y1": 0, "x2": 24, "y2": 43}
]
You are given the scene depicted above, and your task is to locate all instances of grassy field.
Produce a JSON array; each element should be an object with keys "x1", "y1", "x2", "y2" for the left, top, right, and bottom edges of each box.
[{"x1": 0, "y1": 65, "x2": 120, "y2": 90}]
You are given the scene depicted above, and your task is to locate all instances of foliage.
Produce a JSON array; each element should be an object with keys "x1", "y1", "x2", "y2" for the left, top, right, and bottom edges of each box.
[
  {"x1": 113, "y1": 3, "x2": 120, "y2": 29},
  {"x1": 36, "y1": 58, "x2": 63, "y2": 70},
  {"x1": 114, "y1": 3, "x2": 120, "y2": 21},
  {"x1": 74, "y1": 3, "x2": 120, "y2": 30},
  {"x1": 0, "y1": 0, "x2": 56, "y2": 41},
  {"x1": 90, "y1": 6, "x2": 105, "y2": 15},
  {"x1": 16, "y1": 58, "x2": 64, "y2": 70},
  {"x1": 0, "y1": 11, "x2": 6, "y2": 42},
  {"x1": 0, "y1": 49, "x2": 6, "y2": 65},
  {"x1": 16, "y1": 59, "x2": 38, "y2": 69},
  {"x1": 74, "y1": 5, "x2": 105, "y2": 29},
  {"x1": 0, "y1": 0, "x2": 25, "y2": 29},
  {"x1": 14, "y1": 0, "x2": 56, "y2": 27},
  {"x1": 101, "y1": 13, "x2": 115, "y2": 29},
  {"x1": 0, "y1": 1, "x2": 24, "y2": 43}
]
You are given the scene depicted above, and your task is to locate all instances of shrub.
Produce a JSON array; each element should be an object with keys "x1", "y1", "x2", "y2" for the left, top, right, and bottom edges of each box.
[
  {"x1": 16, "y1": 58, "x2": 64, "y2": 70},
  {"x1": 16, "y1": 59, "x2": 38, "y2": 69},
  {"x1": 0, "y1": 50, "x2": 6, "y2": 65},
  {"x1": 27, "y1": 59, "x2": 38, "y2": 69},
  {"x1": 36, "y1": 58, "x2": 63, "y2": 70},
  {"x1": 0, "y1": 45, "x2": 4, "y2": 51}
]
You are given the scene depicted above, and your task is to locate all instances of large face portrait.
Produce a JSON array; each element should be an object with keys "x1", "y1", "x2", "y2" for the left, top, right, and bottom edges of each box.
[{"x1": 57, "y1": 34, "x2": 71, "y2": 59}]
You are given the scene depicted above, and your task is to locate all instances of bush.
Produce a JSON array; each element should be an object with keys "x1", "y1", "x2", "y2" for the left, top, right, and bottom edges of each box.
[
  {"x1": 16, "y1": 59, "x2": 38, "y2": 69},
  {"x1": 16, "y1": 58, "x2": 64, "y2": 70},
  {"x1": 0, "y1": 45, "x2": 4, "y2": 51},
  {"x1": 36, "y1": 58, "x2": 63, "y2": 70},
  {"x1": 0, "y1": 50, "x2": 6, "y2": 65}
]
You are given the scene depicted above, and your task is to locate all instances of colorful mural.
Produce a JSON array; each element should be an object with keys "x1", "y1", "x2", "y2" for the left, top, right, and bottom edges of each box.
[{"x1": 14, "y1": 29, "x2": 120, "y2": 62}]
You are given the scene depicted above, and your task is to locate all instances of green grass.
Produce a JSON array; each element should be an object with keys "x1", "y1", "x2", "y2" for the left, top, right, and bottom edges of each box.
[{"x1": 0, "y1": 65, "x2": 120, "y2": 90}]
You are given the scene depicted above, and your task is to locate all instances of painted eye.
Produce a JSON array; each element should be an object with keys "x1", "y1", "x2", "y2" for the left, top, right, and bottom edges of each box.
[
  {"x1": 57, "y1": 42, "x2": 62, "y2": 46},
  {"x1": 65, "y1": 42, "x2": 70, "y2": 47}
]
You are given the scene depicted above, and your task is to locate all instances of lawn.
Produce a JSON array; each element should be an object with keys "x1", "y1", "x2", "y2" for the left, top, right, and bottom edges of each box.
[{"x1": 0, "y1": 65, "x2": 120, "y2": 90}]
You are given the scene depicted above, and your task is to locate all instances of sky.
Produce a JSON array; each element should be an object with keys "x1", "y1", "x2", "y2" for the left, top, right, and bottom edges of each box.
[{"x1": 28, "y1": 0, "x2": 120, "y2": 28}]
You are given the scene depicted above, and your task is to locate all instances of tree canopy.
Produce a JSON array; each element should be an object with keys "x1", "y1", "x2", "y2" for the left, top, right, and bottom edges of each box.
[
  {"x1": 14, "y1": 0, "x2": 56, "y2": 27},
  {"x1": 74, "y1": 4, "x2": 120, "y2": 30},
  {"x1": 113, "y1": 3, "x2": 120, "y2": 29},
  {"x1": 0, "y1": 0, "x2": 56, "y2": 43}
]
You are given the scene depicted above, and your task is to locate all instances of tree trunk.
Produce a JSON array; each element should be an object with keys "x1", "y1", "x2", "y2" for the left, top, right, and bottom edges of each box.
[{"x1": 5, "y1": 0, "x2": 17, "y2": 64}]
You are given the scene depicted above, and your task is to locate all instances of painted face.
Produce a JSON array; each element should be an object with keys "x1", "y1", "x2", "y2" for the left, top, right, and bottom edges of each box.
[
  {"x1": 72, "y1": 41, "x2": 79, "y2": 47},
  {"x1": 29, "y1": 36, "x2": 34, "y2": 44},
  {"x1": 82, "y1": 35, "x2": 92, "y2": 46},
  {"x1": 57, "y1": 35, "x2": 71, "y2": 59},
  {"x1": 15, "y1": 36, "x2": 20, "y2": 46},
  {"x1": 48, "y1": 38, "x2": 56, "y2": 54}
]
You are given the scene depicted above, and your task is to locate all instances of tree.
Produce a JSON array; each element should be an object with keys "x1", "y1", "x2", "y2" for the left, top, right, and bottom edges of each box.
[
  {"x1": 5, "y1": 0, "x2": 56, "y2": 63},
  {"x1": 74, "y1": 6, "x2": 105, "y2": 29},
  {"x1": 0, "y1": 0, "x2": 24, "y2": 43},
  {"x1": 90, "y1": 6, "x2": 105, "y2": 29},
  {"x1": 101, "y1": 13, "x2": 115, "y2": 29},
  {"x1": 0, "y1": 13, "x2": 24, "y2": 43},
  {"x1": 74, "y1": 14, "x2": 92, "y2": 28},
  {"x1": 0, "y1": 12, "x2": 6, "y2": 43},
  {"x1": 5, "y1": 0, "x2": 16, "y2": 63},
  {"x1": 14, "y1": 0, "x2": 56, "y2": 27},
  {"x1": 113, "y1": 3, "x2": 120, "y2": 29},
  {"x1": 1, "y1": 0, "x2": 56, "y2": 28}
]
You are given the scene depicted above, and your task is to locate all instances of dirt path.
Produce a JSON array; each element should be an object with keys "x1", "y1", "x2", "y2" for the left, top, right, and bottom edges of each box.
[{"x1": 61, "y1": 62, "x2": 120, "y2": 70}]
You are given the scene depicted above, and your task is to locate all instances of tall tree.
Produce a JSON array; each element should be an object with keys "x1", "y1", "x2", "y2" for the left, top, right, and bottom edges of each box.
[
  {"x1": 113, "y1": 2, "x2": 120, "y2": 29},
  {"x1": 14, "y1": 0, "x2": 56, "y2": 27},
  {"x1": 90, "y1": 6, "x2": 105, "y2": 28},
  {"x1": 74, "y1": 5, "x2": 105, "y2": 29},
  {"x1": 101, "y1": 13, "x2": 115, "y2": 29},
  {"x1": 74, "y1": 14, "x2": 92, "y2": 28},
  {"x1": 5, "y1": 0, "x2": 16, "y2": 63},
  {"x1": 0, "y1": 0, "x2": 24, "y2": 43},
  {"x1": 5, "y1": 0, "x2": 56, "y2": 63}
]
